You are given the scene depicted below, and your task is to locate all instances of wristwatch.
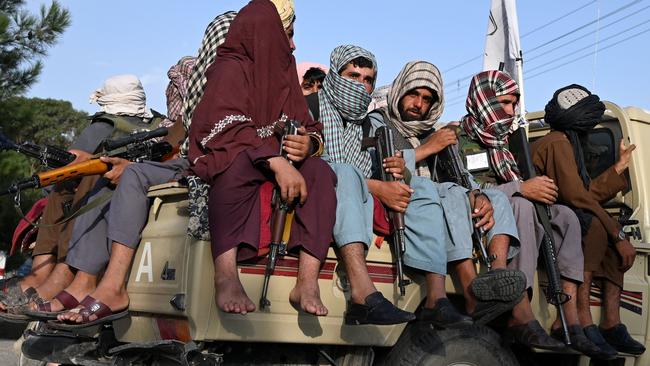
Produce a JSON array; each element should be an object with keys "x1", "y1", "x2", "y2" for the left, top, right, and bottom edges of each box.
[{"x1": 618, "y1": 228, "x2": 627, "y2": 241}]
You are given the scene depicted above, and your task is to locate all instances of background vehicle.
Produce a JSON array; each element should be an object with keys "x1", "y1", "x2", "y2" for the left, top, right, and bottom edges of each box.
[{"x1": 18, "y1": 101, "x2": 650, "y2": 366}]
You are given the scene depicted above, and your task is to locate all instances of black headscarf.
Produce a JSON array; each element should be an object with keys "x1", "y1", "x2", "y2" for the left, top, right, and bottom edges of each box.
[
  {"x1": 544, "y1": 84, "x2": 606, "y2": 234},
  {"x1": 544, "y1": 84, "x2": 605, "y2": 188}
]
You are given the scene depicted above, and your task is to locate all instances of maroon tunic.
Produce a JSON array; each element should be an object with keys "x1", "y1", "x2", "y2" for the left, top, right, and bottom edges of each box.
[{"x1": 186, "y1": 0, "x2": 335, "y2": 261}]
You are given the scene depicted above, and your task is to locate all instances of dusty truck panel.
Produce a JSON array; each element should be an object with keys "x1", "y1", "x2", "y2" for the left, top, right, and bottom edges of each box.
[{"x1": 116, "y1": 182, "x2": 423, "y2": 346}]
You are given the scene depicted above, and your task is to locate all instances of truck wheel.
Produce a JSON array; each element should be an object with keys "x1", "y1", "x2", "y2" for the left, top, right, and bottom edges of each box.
[{"x1": 383, "y1": 324, "x2": 519, "y2": 366}]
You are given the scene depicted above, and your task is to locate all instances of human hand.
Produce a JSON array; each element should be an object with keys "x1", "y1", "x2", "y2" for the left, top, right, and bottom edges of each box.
[
  {"x1": 101, "y1": 156, "x2": 132, "y2": 184},
  {"x1": 383, "y1": 150, "x2": 406, "y2": 180},
  {"x1": 268, "y1": 156, "x2": 307, "y2": 205},
  {"x1": 470, "y1": 192, "x2": 495, "y2": 231},
  {"x1": 520, "y1": 176, "x2": 558, "y2": 204},
  {"x1": 68, "y1": 149, "x2": 92, "y2": 165},
  {"x1": 283, "y1": 126, "x2": 310, "y2": 163},
  {"x1": 423, "y1": 127, "x2": 458, "y2": 155},
  {"x1": 615, "y1": 239, "x2": 636, "y2": 272},
  {"x1": 614, "y1": 139, "x2": 636, "y2": 174},
  {"x1": 375, "y1": 180, "x2": 413, "y2": 213}
]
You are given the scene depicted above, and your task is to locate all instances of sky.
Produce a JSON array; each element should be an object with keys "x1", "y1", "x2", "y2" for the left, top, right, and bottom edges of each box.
[{"x1": 24, "y1": 0, "x2": 650, "y2": 122}]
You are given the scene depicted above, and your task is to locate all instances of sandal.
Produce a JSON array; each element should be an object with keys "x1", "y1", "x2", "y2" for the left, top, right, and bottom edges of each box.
[
  {"x1": 23, "y1": 290, "x2": 81, "y2": 320},
  {"x1": 47, "y1": 295, "x2": 129, "y2": 330},
  {"x1": 0, "y1": 287, "x2": 42, "y2": 323}
]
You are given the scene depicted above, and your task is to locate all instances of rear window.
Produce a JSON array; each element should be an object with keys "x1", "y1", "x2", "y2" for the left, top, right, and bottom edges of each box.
[{"x1": 584, "y1": 128, "x2": 616, "y2": 179}]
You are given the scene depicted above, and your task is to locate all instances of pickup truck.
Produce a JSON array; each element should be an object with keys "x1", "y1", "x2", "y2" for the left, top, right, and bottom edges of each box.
[{"x1": 17, "y1": 101, "x2": 650, "y2": 366}]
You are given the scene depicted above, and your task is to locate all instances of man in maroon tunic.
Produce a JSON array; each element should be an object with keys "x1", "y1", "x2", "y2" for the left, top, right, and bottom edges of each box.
[{"x1": 187, "y1": 0, "x2": 336, "y2": 316}]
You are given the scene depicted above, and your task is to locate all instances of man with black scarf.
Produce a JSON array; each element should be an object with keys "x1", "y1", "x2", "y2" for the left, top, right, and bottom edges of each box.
[{"x1": 532, "y1": 84, "x2": 644, "y2": 356}]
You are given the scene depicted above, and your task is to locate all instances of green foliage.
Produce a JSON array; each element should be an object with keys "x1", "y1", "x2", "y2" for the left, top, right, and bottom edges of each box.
[
  {"x1": 0, "y1": 96, "x2": 87, "y2": 252},
  {"x1": 0, "y1": 0, "x2": 71, "y2": 101}
]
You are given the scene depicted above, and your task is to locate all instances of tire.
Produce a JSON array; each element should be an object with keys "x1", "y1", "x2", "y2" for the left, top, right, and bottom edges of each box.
[{"x1": 382, "y1": 323, "x2": 519, "y2": 366}]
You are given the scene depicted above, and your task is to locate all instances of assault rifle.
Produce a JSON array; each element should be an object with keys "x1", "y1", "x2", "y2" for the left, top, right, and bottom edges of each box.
[
  {"x1": 2, "y1": 127, "x2": 171, "y2": 196},
  {"x1": 375, "y1": 126, "x2": 411, "y2": 296},
  {"x1": 432, "y1": 130, "x2": 494, "y2": 271},
  {"x1": 0, "y1": 132, "x2": 76, "y2": 168},
  {"x1": 509, "y1": 126, "x2": 571, "y2": 346},
  {"x1": 260, "y1": 120, "x2": 300, "y2": 309}
]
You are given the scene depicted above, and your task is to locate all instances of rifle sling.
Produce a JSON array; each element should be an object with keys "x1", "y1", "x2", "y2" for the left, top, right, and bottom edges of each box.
[{"x1": 12, "y1": 186, "x2": 113, "y2": 229}]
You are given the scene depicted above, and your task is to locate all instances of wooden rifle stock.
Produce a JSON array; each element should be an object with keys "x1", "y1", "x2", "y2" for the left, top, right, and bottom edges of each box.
[
  {"x1": 375, "y1": 126, "x2": 410, "y2": 296},
  {"x1": 260, "y1": 120, "x2": 300, "y2": 309},
  {"x1": 3, "y1": 132, "x2": 172, "y2": 195}
]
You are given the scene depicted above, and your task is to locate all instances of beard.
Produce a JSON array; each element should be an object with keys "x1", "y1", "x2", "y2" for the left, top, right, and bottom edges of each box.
[{"x1": 399, "y1": 107, "x2": 423, "y2": 121}]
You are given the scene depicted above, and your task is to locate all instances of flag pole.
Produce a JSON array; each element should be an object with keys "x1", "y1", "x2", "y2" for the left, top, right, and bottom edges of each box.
[{"x1": 516, "y1": 50, "x2": 526, "y2": 124}]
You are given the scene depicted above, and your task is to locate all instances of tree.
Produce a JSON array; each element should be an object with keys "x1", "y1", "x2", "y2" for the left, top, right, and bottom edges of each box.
[
  {"x1": 0, "y1": 96, "x2": 87, "y2": 253},
  {"x1": 0, "y1": 0, "x2": 71, "y2": 101}
]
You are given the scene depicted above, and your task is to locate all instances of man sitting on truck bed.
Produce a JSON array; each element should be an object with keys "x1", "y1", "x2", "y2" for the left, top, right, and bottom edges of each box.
[
  {"x1": 52, "y1": 7, "x2": 238, "y2": 328},
  {"x1": 45, "y1": 57, "x2": 196, "y2": 328},
  {"x1": 532, "y1": 84, "x2": 645, "y2": 356},
  {"x1": 187, "y1": 0, "x2": 336, "y2": 316},
  {"x1": 0, "y1": 74, "x2": 163, "y2": 322},
  {"x1": 367, "y1": 60, "x2": 530, "y2": 328},
  {"x1": 306, "y1": 44, "x2": 417, "y2": 325},
  {"x1": 459, "y1": 71, "x2": 606, "y2": 357}
]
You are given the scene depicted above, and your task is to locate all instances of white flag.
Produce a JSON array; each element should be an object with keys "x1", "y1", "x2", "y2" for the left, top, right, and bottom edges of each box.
[
  {"x1": 483, "y1": 0, "x2": 526, "y2": 119},
  {"x1": 483, "y1": 0, "x2": 521, "y2": 79}
]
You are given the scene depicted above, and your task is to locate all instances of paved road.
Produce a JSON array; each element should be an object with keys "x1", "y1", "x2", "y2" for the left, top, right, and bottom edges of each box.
[{"x1": 0, "y1": 322, "x2": 25, "y2": 366}]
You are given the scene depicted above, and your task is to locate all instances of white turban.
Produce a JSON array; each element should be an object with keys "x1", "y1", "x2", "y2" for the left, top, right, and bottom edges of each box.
[{"x1": 89, "y1": 74, "x2": 153, "y2": 119}]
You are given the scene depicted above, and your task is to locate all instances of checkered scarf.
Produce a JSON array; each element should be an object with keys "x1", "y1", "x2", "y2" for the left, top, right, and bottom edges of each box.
[
  {"x1": 385, "y1": 60, "x2": 444, "y2": 177},
  {"x1": 179, "y1": 11, "x2": 237, "y2": 157},
  {"x1": 461, "y1": 70, "x2": 522, "y2": 183},
  {"x1": 320, "y1": 45, "x2": 376, "y2": 177},
  {"x1": 160, "y1": 56, "x2": 197, "y2": 129}
]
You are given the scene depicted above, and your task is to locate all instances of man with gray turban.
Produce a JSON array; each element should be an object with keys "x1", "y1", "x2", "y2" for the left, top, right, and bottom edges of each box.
[
  {"x1": 532, "y1": 84, "x2": 644, "y2": 356},
  {"x1": 367, "y1": 60, "x2": 525, "y2": 328},
  {"x1": 305, "y1": 45, "x2": 415, "y2": 325}
]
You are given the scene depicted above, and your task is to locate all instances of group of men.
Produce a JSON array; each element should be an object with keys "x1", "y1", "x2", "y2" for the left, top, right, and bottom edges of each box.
[{"x1": 0, "y1": 0, "x2": 645, "y2": 361}]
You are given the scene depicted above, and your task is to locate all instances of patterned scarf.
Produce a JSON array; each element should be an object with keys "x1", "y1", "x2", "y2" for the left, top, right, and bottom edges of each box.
[
  {"x1": 160, "y1": 56, "x2": 197, "y2": 129},
  {"x1": 320, "y1": 45, "x2": 376, "y2": 177},
  {"x1": 384, "y1": 60, "x2": 444, "y2": 177},
  {"x1": 179, "y1": 11, "x2": 237, "y2": 157},
  {"x1": 461, "y1": 70, "x2": 522, "y2": 183}
]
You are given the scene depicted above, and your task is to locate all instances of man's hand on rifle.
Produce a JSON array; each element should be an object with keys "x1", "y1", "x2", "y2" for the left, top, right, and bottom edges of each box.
[
  {"x1": 68, "y1": 149, "x2": 92, "y2": 165},
  {"x1": 371, "y1": 180, "x2": 413, "y2": 213},
  {"x1": 615, "y1": 238, "x2": 637, "y2": 272},
  {"x1": 383, "y1": 150, "x2": 406, "y2": 180},
  {"x1": 101, "y1": 156, "x2": 133, "y2": 185},
  {"x1": 268, "y1": 156, "x2": 307, "y2": 205},
  {"x1": 282, "y1": 126, "x2": 311, "y2": 163},
  {"x1": 469, "y1": 191, "x2": 495, "y2": 231},
  {"x1": 421, "y1": 127, "x2": 458, "y2": 156},
  {"x1": 521, "y1": 176, "x2": 558, "y2": 205}
]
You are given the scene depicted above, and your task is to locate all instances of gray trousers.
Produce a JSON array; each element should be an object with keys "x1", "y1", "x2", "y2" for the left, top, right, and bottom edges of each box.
[
  {"x1": 506, "y1": 196, "x2": 584, "y2": 288},
  {"x1": 66, "y1": 158, "x2": 188, "y2": 275}
]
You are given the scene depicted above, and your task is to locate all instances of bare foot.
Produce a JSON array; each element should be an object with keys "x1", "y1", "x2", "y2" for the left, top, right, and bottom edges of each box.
[
  {"x1": 215, "y1": 276, "x2": 255, "y2": 314},
  {"x1": 289, "y1": 282, "x2": 328, "y2": 316}
]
